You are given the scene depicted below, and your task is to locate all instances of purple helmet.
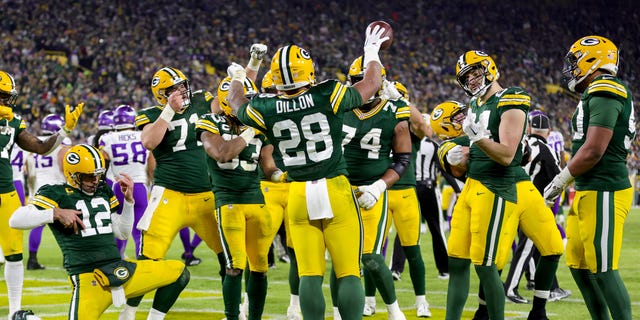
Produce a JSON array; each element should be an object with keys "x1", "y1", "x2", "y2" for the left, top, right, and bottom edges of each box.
[
  {"x1": 97, "y1": 109, "x2": 115, "y2": 131},
  {"x1": 113, "y1": 105, "x2": 136, "y2": 129},
  {"x1": 41, "y1": 114, "x2": 64, "y2": 135}
]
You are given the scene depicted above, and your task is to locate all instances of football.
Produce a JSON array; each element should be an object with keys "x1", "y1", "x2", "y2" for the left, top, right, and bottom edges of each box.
[{"x1": 367, "y1": 20, "x2": 393, "y2": 50}]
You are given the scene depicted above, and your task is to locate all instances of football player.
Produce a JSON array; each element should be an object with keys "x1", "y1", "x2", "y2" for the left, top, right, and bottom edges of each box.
[
  {"x1": 24, "y1": 114, "x2": 72, "y2": 270},
  {"x1": 444, "y1": 50, "x2": 530, "y2": 320},
  {"x1": 99, "y1": 105, "x2": 151, "y2": 258},
  {"x1": 10, "y1": 144, "x2": 189, "y2": 320},
  {"x1": 432, "y1": 97, "x2": 564, "y2": 319},
  {"x1": 120, "y1": 66, "x2": 225, "y2": 319},
  {"x1": 386, "y1": 84, "x2": 435, "y2": 317},
  {"x1": 197, "y1": 75, "x2": 283, "y2": 320},
  {"x1": 544, "y1": 35, "x2": 635, "y2": 320},
  {"x1": 255, "y1": 69, "x2": 303, "y2": 320},
  {"x1": 0, "y1": 70, "x2": 83, "y2": 319},
  {"x1": 341, "y1": 57, "x2": 410, "y2": 320},
  {"x1": 225, "y1": 23, "x2": 389, "y2": 320}
]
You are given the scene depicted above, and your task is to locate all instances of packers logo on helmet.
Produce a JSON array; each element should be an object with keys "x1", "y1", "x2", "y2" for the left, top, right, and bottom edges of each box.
[
  {"x1": 431, "y1": 101, "x2": 467, "y2": 139},
  {"x1": 217, "y1": 76, "x2": 258, "y2": 116},
  {"x1": 150, "y1": 67, "x2": 191, "y2": 106},
  {"x1": 562, "y1": 35, "x2": 618, "y2": 92},
  {"x1": 270, "y1": 45, "x2": 315, "y2": 91},
  {"x1": 0, "y1": 70, "x2": 18, "y2": 108},
  {"x1": 455, "y1": 51, "x2": 499, "y2": 97},
  {"x1": 63, "y1": 144, "x2": 106, "y2": 194}
]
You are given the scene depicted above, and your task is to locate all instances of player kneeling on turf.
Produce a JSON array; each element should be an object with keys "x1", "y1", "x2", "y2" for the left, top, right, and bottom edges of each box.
[{"x1": 10, "y1": 144, "x2": 189, "y2": 320}]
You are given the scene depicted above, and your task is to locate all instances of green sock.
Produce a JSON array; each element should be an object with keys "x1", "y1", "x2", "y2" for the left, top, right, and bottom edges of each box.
[
  {"x1": 288, "y1": 247, "x2": 300, "y2": 295},
  {"x1": 362, "y1": 266, "x2": 377, "y2": 296},
  {"x1": 570, "y1": 268, "x2": 610, "y2": 319},
  {"x1": 531, "y1": 255, "x2": 559, "y2": 314},
  {"x1": 595, "y1": 270, "x2": 631, "y2": 320},
  {"x1": 330, "y1": 269, "x2": 339, "y2": 307},
  {"x1": 336, "y1": 275, "x2": 365, "y2": 320},
  {"x1": 403, "y1": 245, "x2": 426, "y2": 295},
  {"x1": 222, "y1": 271, "x2": 243, "y2": 320},
  {"x1": 217, "y1": 252, "x2": 227, "y2": 284},
  {"x1": 152, "y1": 268, "x2": 190, "y2": 312},
  {"x1": 299, "y1": 276, "x2": 325, "y2": 320},
  {"x1": 445, "y1": 257, "x2": 470, "y2": 320},
  {"x1": 475, "y1": 264, "x2": 504, "y2": 320},
  {"x1": 361, "y1": 253, "x2": 396, "y2": 304},
  {"x1": 247, "y1": 271, "x2": 268, "y2": 320}
]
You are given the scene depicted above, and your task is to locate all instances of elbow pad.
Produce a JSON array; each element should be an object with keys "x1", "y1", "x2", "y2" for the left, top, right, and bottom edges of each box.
[{"x1": 390, "y1": 152, "x2": 412, "y2": 177}]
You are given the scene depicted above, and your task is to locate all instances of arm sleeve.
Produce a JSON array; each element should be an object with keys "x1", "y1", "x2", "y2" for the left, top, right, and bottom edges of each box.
[
  {"x1": 111, "y1": 200, "x2": 134, "y2": 240},
  {"x1": 9, "y1": 205, "x2": 54, "y2": 229}
]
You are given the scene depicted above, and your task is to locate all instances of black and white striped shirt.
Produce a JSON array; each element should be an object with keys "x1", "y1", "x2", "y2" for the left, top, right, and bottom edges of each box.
[{"x1": 524, "y1": 134, "x2": 561, "y2": 193}]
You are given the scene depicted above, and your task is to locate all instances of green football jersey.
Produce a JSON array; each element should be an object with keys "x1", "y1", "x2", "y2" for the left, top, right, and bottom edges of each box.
[
  {"x1": 135, "y1": 90, "x2": 213, "y2": 193},
  {"x1": 196, "y1": 113, "x2": 266, "y2": 207},
  {"x1": 0, "y1": 115, "x2": 26, "y2": 192},
  {"x1": 466, "y1": 87, "x2": 529, "y2": 202},
  {"x1": 343, "y1": 99, "x2": 410, "y2": 185},
  {"x1": 237, "y1": 80, "x2": 363, "y2": 181},
  {"x1": 30, "y1": 183, "x2": 121, "y2": 275},
  {"x1": 571, "y1": 75, "x2": 635, "y2": 191}
]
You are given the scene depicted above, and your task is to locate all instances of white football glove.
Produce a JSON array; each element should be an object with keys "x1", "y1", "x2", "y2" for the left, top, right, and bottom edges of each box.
[
  {"x1": 363, "y1": 24, "x2": 389, "y2": 66},
  {"x1": 380, "y1": 80, "x2": 402, "y2": 100},
  {"x1": 543, "y1": 167, "x2": 574, "y2": 206},
  {"x1": 356, "y1": 179, "x2": 387, "y2": 210},
  {"x1": 462, "y1": 115, "x2": 490, "y2": 143},
  {"x1": 248, "y1": 44, "x2": 268, "y2": 71},
  {"x1": 227, "y1": 62, "x2": 246, "y2": 83},
  {"x1": 446, "y1": 145, "x2": 464, "y2": 166}
]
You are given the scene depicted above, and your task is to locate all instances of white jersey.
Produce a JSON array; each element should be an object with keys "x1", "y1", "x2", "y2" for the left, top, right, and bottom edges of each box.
[
  {"x1": 89, "y1": 132, "x2": 117, "y2": 182},
  {"x1": 26, "y1": 135, "x2": 71, "y2": 195},
  {"x1": 100, "y1": 130, "x2": 149, "y2": 184},
  {"x1": 546, "y1": 130, "x2": 564, "y2": 162},
  {"x1": 10, "y1": 145, "x2": 26, "y2": 182}
]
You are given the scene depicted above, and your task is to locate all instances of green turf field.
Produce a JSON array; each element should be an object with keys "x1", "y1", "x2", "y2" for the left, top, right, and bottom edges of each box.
[{"x1": 2, "y1": 207, "x2": 639, "y2": 319}]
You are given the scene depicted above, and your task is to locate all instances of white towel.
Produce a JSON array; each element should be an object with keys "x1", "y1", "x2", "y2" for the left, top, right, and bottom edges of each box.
[
  {"x1": 136, "y1": 186, "x2": 165, "y2": 231},
  {"x1": 111, "y1": 286, "x2": 126, "y2": 307},
  {"x1": 305, "y1": 178, "x2": 334, "y2": 220}
]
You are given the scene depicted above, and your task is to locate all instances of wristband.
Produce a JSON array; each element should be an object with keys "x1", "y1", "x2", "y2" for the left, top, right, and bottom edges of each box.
[
  {"x1": 239, "y1": 127, "x2": 255, "y2": 146},
  {"x1": 363, "y1": 46, "x2": 382, "y2": 67},
  {"x1": 247, "y1": 57, "x2": 262, "y2": 71},
  {"x1": 159, "y1": 104, "x2": 175, "y2": 123}
]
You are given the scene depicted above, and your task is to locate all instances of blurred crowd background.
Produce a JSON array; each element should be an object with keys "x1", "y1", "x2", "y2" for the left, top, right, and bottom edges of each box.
[{"x1": 1, "y1": 0, "x2": 639, "y2": 171}]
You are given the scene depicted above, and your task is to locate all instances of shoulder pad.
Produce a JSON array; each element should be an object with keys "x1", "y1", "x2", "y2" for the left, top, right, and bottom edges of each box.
[
  {"x1": 587, "y1": 77, "x2": 628, "y2": 100},
  {"x1": 497, "y1": 87, "x2": 530, "y2": 108}
]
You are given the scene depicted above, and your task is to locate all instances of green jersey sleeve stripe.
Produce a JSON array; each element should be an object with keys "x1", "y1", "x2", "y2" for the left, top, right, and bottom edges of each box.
[
  {"x1": 196, "y1": 119, "x2": 220, "y2": 134},
  {"x1": 110, "y1": 195, "x2": 119, "y2": 210},
  {"x1": 246, "y1": 105, "x2": 267, "y2": 130},
  {"x1": 588, "y1": 80, "x2": 628, "y2": 99},
  {"x1": 438, "y1": 141, "x2": 457, "y2": 168},
  {"x1": 31, "y1": 194, "x2": 58, "y2": 209},
  {"x1": 330, "y1": 83, "x2": 348, "y2": 114},
  {"x1": 135, "y1": 114, "x2": 150, "y2": 127},
  {"x1": 396, "y1": 106, "x2": 411, "y2": 119}
]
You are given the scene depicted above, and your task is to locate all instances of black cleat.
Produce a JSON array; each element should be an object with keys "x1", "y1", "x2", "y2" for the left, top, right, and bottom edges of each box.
[
  {"x1": 27, "y1": 257, "x2": 45, "y2": 270},
  {"x1": 181, "y1": 253, "x2": 202, "y2": 267},
  {"x1": 506, "y1": 290, "x2": 529, "y2": 304}
]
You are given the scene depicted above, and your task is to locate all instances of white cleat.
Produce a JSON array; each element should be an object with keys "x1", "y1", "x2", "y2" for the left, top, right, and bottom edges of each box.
[
  {"x1": 416, "y1": 301, "x2": 432, "y2": 318},
  {"x1": 287, "y1": 305, "x2": 302, "y2": 320},
  {"x1": 363, "y1": 302, "x2": 376, "y2": 316}
]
